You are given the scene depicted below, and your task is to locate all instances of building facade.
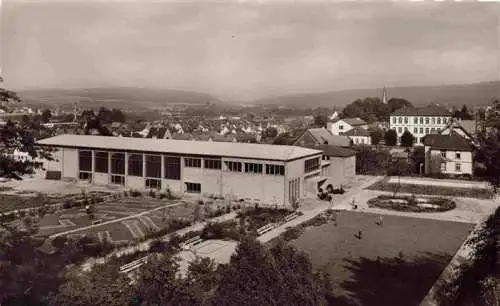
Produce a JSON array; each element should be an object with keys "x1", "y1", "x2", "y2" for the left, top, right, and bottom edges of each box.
[
  {"x1": 423, "y1": 134, "x2": 474, "y2": 175},
  {"x1": 327, "y1": 118, "x2": 368, "y2": 136},
  {"x1": 341, "y1": 127, "x2": 371, "y2": 145},
  {"x1": 389, "y1": 105, "x2": 452, "y2": 145},
  {"x1": 38, "y1": 134, "x2": 323, "y2": 206}
]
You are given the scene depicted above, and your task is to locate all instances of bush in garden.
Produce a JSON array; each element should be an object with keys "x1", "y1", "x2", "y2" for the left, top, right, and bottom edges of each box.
[
  {"x1": 149, "y1": 239, "x2": 168, "y2": 253},
  {"x1": 18, "y1": 210, "x2": 26, "y2": 218},
  {"x1": 282, "y1": 227, "x2": 303, "y2": 242},
  {"x1": 63, "y1": 199, "x2": 73, "y2": 209},
  {"x1": 130, "y1": 190, "x2": 142, "y2": 197}
]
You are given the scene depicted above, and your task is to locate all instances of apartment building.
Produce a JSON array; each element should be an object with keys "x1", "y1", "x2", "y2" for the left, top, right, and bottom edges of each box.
[
  {"x1": 389, "y1": 105, "x2": 452, "y2": 145},
  {"x1": 37, "y1": 134, "x2": 323, "y2": 206}
]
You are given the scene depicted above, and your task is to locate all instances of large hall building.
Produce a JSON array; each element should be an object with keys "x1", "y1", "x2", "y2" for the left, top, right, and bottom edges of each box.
[{"x1": 37, "y1": 134, "x2": 325, "y2": 206}]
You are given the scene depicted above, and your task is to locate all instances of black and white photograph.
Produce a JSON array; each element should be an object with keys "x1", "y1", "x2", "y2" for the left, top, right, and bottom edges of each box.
[{"x1": 1, "y1": 0, "x2": 499, "y2": 305}]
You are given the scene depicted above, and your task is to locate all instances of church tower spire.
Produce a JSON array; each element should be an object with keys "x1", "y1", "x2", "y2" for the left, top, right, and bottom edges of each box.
[{"x1": 382, "y1": 86, "x2": 388, "y2": 104}]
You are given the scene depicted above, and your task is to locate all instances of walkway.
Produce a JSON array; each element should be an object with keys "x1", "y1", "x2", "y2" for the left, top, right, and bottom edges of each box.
[
  {"x1": 388, "y1": 177, "x2": 489, "y2": 189},
  {"x1": 332, "y1": 189, "x2": 499, "y2": 224}
]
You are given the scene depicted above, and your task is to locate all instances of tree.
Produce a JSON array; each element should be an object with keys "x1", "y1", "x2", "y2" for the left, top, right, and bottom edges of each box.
[
  {"x1": 110, "y1": 108, "x2": 125, "y2": 123},
  {"x1": 475, "y1": 99, "x2": 500, "y2": 194},
  {"x1": 355, "y1": 146, "x2": 392, "y2": 175},
  {"x1": 210, "y1": 236, "x2": 331, "y2": 306},
  {"x1": 384, "y1": 129, "x2": 397, "y2": 146},
  {"x1": 387, "y1": 98, "x2": 413, "y2": 113},
  {"x1": 135, "y1": 253, "x2": 202, "y2": 305},
  {"x1": 262, "y1": 127, "x2": 278, "y2": 139},
  {"x1": 410, "y1": 146, "x2": 425, "y2": 174},
  {"x1": 400, "y1": 130, "x2": 415, "y2": 147},
  {"x1": 370, "y1": 129, "x2": 383, "y2": 145},
  {"x1": 313, "y1": 114, "x2": 328, "y2": 128},
  {"x1": 0, "y1": 86, "x2": 53, "y2": 177},
  {"x1": 41, "y1": 109, "x2": 52, "y2": 123},
  {"x1": 97, "y1": 107, "x2": 113, "y2": 124},
  {"x1": 50, "y1": 265, "x2": 135, "y2": 306},
  {"x1": 460, "y1": 105, "x2": 473, "y2": 120}
]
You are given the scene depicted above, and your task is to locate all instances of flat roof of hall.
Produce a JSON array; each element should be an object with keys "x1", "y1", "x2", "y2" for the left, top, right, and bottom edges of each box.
[{"x1": 37, "y1": 134, "x2": 322, "y2": 161}]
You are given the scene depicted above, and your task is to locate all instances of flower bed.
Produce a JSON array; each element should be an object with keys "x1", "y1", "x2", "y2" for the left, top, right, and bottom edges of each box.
[{"x1": 367, "y1": 195, "x2": 456, "y2": 212}]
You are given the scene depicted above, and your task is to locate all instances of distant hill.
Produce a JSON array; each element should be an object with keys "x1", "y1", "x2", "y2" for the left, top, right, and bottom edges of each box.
[
  {"x1": 251, "y1": 81, "x2": 500, "y2": 108},
  {"x1": 15, "y1": 87, "x2": 224, "y2": 110}
]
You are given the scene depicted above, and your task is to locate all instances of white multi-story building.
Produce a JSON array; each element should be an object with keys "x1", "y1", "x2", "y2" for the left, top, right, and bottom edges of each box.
[
  {"x1": 37, "y1": 134, "x2": 324, "y2": 206},
  {"x1": 389, "y1": 105, "x2": 452, "y2": 145}
]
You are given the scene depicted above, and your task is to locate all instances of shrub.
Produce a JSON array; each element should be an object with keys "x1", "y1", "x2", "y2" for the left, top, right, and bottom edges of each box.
[
  {"x1": 130, "y1": 190, "x2": 142, "y2": 197},
  {"x1": 18, "y1": 210, "x2": 26, "y2": 218},
  {"x1": 225, "y1": 206, "x2": 231, "y2": 214},
  {"x1": 201, "y1": 221, "x2": 240, "y2": 241},
  {"x1": 149, "y1": 239, "x2": 168, "y2": 253},
  {"x1": 63, "y1": 199, "x2": 73, "y2": 209},
  {"x1": 282, "y1": 227, "x2": 303, "y2": 242},
  {"x1": 198, "y1": 199, "x2": 204, "y2": 205},
  {"x1": 148, "y1": 189, "x2": 156, "y2": 198}
]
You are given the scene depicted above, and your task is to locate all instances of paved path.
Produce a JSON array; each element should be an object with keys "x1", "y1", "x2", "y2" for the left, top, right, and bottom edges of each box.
[
  {"x1": 388, "y1": 177, "x2": 489, "y2": 189},
  {"x1": 333, "y1": 189, "x2": 499, "y2": 224}
]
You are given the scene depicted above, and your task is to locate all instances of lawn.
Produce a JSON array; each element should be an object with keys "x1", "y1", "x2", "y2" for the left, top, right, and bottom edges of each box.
[
  {"x1": 367, "y1": 178, "x2": 493, "y2": 199},
  {"x1": 0, "y1": 191, "x2": 112, "y2": 213},
  {"x1": 291, "y1": 211, "x2": 474, "y2": 306}
]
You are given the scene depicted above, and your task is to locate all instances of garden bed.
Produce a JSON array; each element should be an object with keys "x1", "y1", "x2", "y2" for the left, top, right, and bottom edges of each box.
[
  {"x1": 367, "y1": 179, "x2": 493, "y2": 199},
  {"x1": 367, "y1": 195, "x2": 456, "y2": 212}
]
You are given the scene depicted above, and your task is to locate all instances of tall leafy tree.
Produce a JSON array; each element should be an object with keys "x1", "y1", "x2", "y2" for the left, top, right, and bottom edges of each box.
[
  {"x1": 41, "y1": 109, "x2": 52, "y2": 123},
  {"x1": 0, "y1": 85, "x2": 53, "y2": 177},
  {"x1": 475, "y1": 99, "x2": 500, "y2": 193},
  {"x1": 210, "y1": 237, "x2": 331, "y2": 306},
  {"x1": 384, "y1": 129, "x2": 397, "y2": 146},
  {"x1": 370, "y1": 129, "x2": 383, "y2": 145},
  {"x1": 400, "y1": 130, "x2": 415, "y2": 147},
  {"x1": 50, "y1": 265, "x2": 135, "y2": 306}
]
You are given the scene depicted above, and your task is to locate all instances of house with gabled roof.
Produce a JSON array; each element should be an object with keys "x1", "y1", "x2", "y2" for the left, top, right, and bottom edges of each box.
[
  {"x1": 293, "y1": 128, "x2": 352, "y2": 148},
  {"x1": 341, "y1": 126, "x2": 371, "y2": 145},
  {"x1": 327, "y1": 117, "x2": 368, "y2": 136},
  {"x1": 423, "y1": 133, "x2": 475, "y2": 175}
]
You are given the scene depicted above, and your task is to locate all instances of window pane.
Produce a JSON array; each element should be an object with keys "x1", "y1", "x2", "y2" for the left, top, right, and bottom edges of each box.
[
  {"x1": 110, "y1": 152, "x2": 125, "y2": 174},
  {"x1": 165, "y1": 156, "x2": 180, "y2": 180},
  {"x1": 145, "y1": 155, "x2": 161, "y2": 178},
  {"x1": 128, "y1": 154, "x2": 143, "y2": 177},
  {"x1": 95, "y1": 152, "x2": 109, "y2": 173},
  {"x1": 79, "y1": 150, "x2": 92, "y2": 172}
]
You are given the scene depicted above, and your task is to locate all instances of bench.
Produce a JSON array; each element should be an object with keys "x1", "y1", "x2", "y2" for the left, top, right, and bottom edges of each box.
[
  {"x1": 119, "y1": 256, "x2": 148, "y2": 274},
  {"x1": 283, "y1": 212, "x2": 299, "y2": 223},
  {"x1": 180, "y1": 236, "x2": 203, "y2": 250},
  {"x1": 256, "y1": 223, "x2": 275, "y2": 236}
]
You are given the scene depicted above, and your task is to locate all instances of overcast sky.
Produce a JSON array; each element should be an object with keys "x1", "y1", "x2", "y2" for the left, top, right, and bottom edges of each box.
[{"x1": 1, "y1": 0, "x2": 499, "y2": 101}]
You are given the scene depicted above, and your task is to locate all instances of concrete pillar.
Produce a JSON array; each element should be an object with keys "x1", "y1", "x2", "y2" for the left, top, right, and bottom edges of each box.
[{"x1": 124, "y1": 151, "x2": 129, "y2": 187}]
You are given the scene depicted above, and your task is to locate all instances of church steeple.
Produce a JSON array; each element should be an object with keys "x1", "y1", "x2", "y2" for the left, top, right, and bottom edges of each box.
[{"x1": 382, "y1": 86, "x2": 388, "y2": 104}]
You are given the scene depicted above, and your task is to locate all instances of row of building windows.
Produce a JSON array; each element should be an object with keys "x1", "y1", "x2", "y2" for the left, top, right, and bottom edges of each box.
[
  {"x1": 392, "y1": 116, "x2": 449, "y2": 125},
  {"x1": 440, "y1": 151, "x2": 461, "y2": 160},
  {"x1": 304, "y1": 157, "x2": 320, "y2": 173},
  {"x1": 224, "y1": 161, "x2": 285, "y2": 176},
  {"x1": 79, "y1": 151, "x2": 180, "y2": 180},
  {"x1": 79, "y1": 151, "x2": 290, "y2": 179},
  {"x1": 396, "y1": 127, "x2": 441, "y2": 135}
]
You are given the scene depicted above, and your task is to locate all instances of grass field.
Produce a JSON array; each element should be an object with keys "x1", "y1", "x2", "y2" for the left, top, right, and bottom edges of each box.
[
  {"x1": 291, "y1": 211, "x2": 473, "y2": 306},
  {"x1": 367, "y1": 178, "x2": 493, "y2": 199}
]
